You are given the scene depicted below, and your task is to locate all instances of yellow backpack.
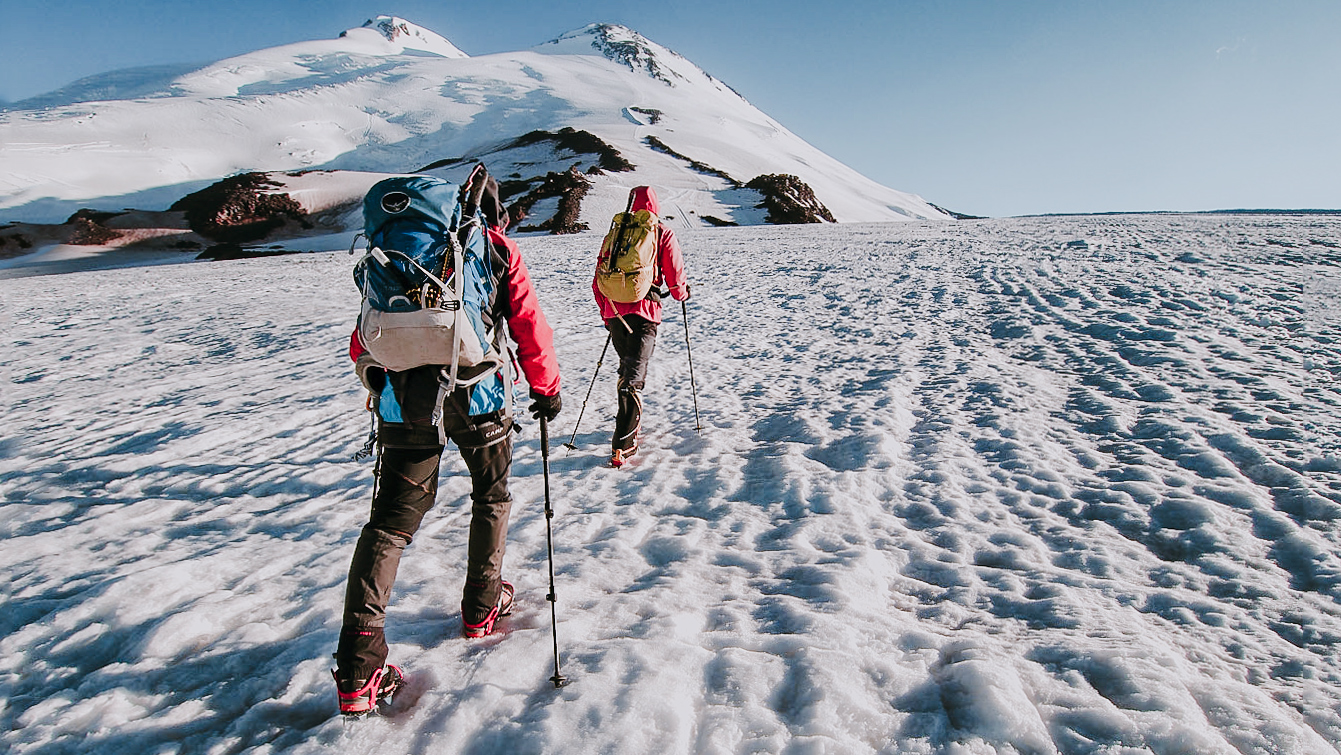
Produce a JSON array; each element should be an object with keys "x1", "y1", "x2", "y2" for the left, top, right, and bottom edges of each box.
[{"x1": 595, "y1": 209, "x2": 659, "y2": 303}]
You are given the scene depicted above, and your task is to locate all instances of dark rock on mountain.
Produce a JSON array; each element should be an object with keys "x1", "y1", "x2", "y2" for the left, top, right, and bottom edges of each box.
[
  {"x1": 585, "y1": 24, "x2": 681, "y2": 86},
  {"x1": 746, "y1": 174, "x2": 836, "y2": 224},
  {"x1": 510, "y1": 128, "x2": 635, "y2": 173},
  {"x1": 170, "y1": 173, "x2": 310, "y2": 243},
  {"x1": 419, "y1": 128, "x2": 633, "y2": 176},
  {"x1": 629, "y1": 107, "x2": 663, "y2": 124},
  {"x1": 701, "y1": 215, "x2": 738, "y2": 227},
  {"x1": 66, "y1": 215, "x2": 123, "y2": 246},
  {"x1": 0, "y1": 227, "x2": 34, "y2": 260},
  {"x1": 928, "y1": 202, "x2": 985, "y2": 220},
  {"x1": 644, "y1": 136, "x2": 739, "y2": 186},
  {"x1": 508, "y1": 166, "x2": 592, "y2": 234}
]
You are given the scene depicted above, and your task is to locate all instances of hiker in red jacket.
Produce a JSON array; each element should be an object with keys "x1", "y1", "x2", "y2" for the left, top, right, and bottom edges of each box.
[
  {"x1": 591, "y1": 185, "x2": 689, "y2": 467},
  {"x1": 335, "y1": 179, "x2": 562, "y2": 715}
]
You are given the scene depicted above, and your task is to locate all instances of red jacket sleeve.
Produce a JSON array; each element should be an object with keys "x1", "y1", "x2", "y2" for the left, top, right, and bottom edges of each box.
[
  {"x1": 491, "y1": 228, "x2": 561, "y2": 396},
  {"x1": 659, "y1": 225, "x2": 688, "y2": 301},
  {"x1": 349, "y1": 328, "x2": 365, "y2": 362}
]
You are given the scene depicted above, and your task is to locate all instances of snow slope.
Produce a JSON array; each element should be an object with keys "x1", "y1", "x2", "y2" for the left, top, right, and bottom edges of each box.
[
  {"x1": 0, "y1": 19, "x2": 946, "y2": 228},
  {"x1": 2, "y1": 214, "x2": 1340, "y2": 754}
]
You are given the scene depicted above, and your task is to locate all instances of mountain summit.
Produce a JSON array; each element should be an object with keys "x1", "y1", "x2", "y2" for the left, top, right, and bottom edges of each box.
[
  {"x1": 349, "y1": 15, "x2": 468, "y2": 58},
  {"x1": 0, "y1": 18, "x2": 948, "y2": 243},
  {"x1": 535, "y1": 24, "x2": 729, "y2": 92}
]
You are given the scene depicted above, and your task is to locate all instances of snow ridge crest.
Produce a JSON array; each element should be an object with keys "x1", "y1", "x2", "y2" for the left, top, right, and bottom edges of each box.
[
  {"x1": 541, "y1": 23, "x2": 696, "y2": 86},
  {"x1": 359, "y1": 15, "x2": 468, "y2": 58},
  {"x1": 587, "y1": 23, "x2": 683, "y2": 85}
]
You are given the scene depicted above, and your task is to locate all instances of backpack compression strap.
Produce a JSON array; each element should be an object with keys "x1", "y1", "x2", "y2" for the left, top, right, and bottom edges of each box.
[
  {"x1": 431, "y1": 216, "x2": 508, "y2": 444},
  {"x1": 445, "y1": 236, "x2": 467, "y2": 392}
]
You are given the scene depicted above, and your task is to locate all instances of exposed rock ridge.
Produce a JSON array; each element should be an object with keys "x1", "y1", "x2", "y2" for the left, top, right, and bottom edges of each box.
[{"x1": 746, "y1": 174, "x2": 837, "y2": 224}]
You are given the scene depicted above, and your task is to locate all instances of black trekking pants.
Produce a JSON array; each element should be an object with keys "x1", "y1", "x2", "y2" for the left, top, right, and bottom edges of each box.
[
  {"x1": 606, "y1": 314, "x2": 658, "y2": 452},
  {"x1": 337, "y1": 395, "x2": 513, "y2": 679}
]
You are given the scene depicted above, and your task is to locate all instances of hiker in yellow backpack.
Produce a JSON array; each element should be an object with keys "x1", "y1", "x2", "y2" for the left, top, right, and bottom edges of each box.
[{"x1": 591, "y1": 186, "x2": 690, "y2": 467}]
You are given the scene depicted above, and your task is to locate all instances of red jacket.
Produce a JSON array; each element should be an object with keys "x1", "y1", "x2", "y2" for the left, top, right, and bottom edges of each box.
[
  {"x1": 591, "y1": 186, "x2": 688, "y2": 324},
  {"x1": 350, "y1": 226, "x2": 561, "y2": 397},
  {"x1": 489, "y1": 227, "x2": 560, "y2": 396}
]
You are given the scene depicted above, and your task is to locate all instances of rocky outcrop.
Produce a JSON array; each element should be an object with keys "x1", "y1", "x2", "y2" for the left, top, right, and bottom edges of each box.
[
  {"x1": 66, "y1": 211, "x2": 124, "y2": 245},
  {"x1": 746, "y1": 174, "x2": 836, "y2": 224},
  {"x1": 643, "y1": 136, "x2": 739, "y2": 186},
  {"x1": 508, "y1": 127, "x2": 634, "y2": 173},
  {"x1": 929, "y1": 202, "x2": 984, "y2": 220},
  {"x1": 701, "y1": 215, "x2": 738, "y2": 227},
  {"x1": 507, "y1": 165, "x2": 592, "y2": 234},
  {"x1": 0, "y1": 208, "x2": 205, "y2": 261},
  {"x1": 0, "y1": 225, "x2": 34, "y2": 260},
  {"x1": 414, "y1": 128, "x2": 627, "y2": 233},
  {"x1": 418, "y1": 127, "x2": 634, "y2": 176},
  {"x1": 170, "y1": 173, "x2": 310, "y2": 243},
  {"x1": 629, "y1": 107, "x2": 663, "y2": 124},
  {"x1": 587, "y1": 24, "x2": 681, "y2": 86}
]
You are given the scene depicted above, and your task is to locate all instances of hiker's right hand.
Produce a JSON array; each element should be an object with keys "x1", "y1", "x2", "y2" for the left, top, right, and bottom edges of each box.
[{"x1": 529, "y1": 390, "x2": 562, "y2": 422}]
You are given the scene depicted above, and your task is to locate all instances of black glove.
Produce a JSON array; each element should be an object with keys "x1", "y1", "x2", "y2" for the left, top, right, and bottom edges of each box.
[{"x1": 529, "y1": 390, "x2": 562, "y2": 422}]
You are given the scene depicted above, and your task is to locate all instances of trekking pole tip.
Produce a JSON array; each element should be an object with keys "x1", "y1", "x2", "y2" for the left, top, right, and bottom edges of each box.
[{"x1": 550, "y1": 673, "x2": 569, "y2": 688}]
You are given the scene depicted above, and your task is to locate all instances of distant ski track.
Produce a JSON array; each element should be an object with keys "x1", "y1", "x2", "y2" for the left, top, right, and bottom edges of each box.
[{"x1": 2, "y1": 215, "x2": 1340, "y2": 754}]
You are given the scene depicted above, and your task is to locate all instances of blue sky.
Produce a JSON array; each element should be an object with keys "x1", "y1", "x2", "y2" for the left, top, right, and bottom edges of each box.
[{"x1": 2, "y1": 0, "x2": 1338, "y2": 217}]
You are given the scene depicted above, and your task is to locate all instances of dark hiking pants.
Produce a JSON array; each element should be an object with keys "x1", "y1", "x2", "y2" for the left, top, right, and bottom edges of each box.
[
  {"x1": 337, "y1": 394, "x2": 513, "y2": 680},
  {"x1": 606, "y1": 314, "x2": 658, "y2": 453}
]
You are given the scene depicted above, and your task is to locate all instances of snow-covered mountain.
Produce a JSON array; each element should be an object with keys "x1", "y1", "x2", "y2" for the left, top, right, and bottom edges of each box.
[{"x1": 0, "y1": 16, "x2": 948, "y2": 248}]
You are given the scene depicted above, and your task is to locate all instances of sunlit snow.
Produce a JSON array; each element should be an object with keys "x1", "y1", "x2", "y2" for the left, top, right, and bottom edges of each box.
[
  {"x1": 3, "y1": 213, "x2": 1340, "y2": 754},
  {"x1": 0, "y1": 20, "x2": 942, "y2": 226}
]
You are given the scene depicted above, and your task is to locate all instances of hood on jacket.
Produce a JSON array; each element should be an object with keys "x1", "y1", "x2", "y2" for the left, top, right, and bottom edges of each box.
[{"x1": 629, "y1": 186, "x2": 660, "y2": 216}]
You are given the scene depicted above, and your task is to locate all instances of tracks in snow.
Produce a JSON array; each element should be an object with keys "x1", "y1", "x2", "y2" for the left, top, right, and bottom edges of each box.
[{"x1": 2, "y1": 215, "x2": 1340, "y2": 753}]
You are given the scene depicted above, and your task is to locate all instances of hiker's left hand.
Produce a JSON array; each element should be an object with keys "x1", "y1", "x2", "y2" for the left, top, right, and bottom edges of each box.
[{"x1": 529, "y1": 390, "x2": 562, "y2": 422}]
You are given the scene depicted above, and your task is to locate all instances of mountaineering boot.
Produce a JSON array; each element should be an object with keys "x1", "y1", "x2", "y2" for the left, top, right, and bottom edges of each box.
[
  {"x1": 610, "y1": 443, "x2": 638, "y2": 468},
  {"x1": 611, "y1": 383, "x2": 642, "y2": 467},
  {"x1": 332, "y1": 664, "x2": 404, "y2": 717},
  {"x1": 463, "y1": 580, "x2": 515, "y2": 638}
]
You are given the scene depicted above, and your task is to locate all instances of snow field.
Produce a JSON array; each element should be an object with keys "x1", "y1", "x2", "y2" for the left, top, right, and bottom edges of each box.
[{"x1": 2, "y1": 215, "x2": 1340, "y2": 754}]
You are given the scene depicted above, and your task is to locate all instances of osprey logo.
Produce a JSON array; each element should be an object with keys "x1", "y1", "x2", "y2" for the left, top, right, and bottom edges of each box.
[{"x1": 380, "y1": 191, "x2": 411, "y2": 214}]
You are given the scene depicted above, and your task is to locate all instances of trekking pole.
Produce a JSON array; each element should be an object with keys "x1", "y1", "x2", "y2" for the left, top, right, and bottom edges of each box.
[
  {"x1": 539, "y1": 417, "x2": 568, "y2": 688},
  {"x1": 682, "y1": 299, "x2": 703, "y2": 432},
  {"x1": 563, "y1": 334, "x2": 611, "y2": 451}
]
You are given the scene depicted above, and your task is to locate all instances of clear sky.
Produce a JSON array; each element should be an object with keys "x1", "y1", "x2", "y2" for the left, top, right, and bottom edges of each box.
[{"x1": 2, "y1": 0, "x2": 1338, "y2": 217}]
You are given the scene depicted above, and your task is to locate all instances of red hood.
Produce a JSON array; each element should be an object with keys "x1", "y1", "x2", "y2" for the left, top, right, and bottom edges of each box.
[{"x1": 629, "y1": 186, "x2": 659, "y2": 215}]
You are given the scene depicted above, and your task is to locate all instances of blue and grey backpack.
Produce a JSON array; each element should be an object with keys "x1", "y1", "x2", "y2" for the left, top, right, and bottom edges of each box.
[{"x1": 353, "y1": 166, "x2": 512, "y2": 431}]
